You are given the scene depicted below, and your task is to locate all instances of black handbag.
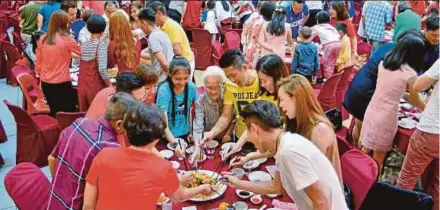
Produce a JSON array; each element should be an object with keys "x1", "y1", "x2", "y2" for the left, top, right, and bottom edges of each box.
[
  {"x1": 344, "y1": 183, "x2": 354, "y2": 210},
  {"x1": 325, "y1": 108, "x2": 342, "y2": 131}
]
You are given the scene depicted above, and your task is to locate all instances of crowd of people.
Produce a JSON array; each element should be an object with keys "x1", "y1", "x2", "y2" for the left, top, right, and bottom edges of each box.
[{"x1": 6, "y1": 0, "x2": 440, "y2": 209}]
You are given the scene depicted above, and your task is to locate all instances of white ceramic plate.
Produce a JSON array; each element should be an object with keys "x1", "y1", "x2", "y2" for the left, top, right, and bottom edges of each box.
[
  {"x1": 248, "y1": 171, "x2": 272, "y2": 182},
  {"x1": 398, "y1": 118, "x2": 417, "y2": 129},
  {"x1": 266, "y1": 193, "x2": 280, "y2": 198},
  {"x1": 266, "y1": 208, "x2": 283, "y2": 210},
  {"x1": 170, "y1": 161, "x2": 180, "y2": 169},
  {"x1": 255, "y1": 157, "x2": 267, "y2": 164},
  {"x1": 186, "y1": 146, "x2": 195, "y2": 154},
  {"x1": 185, "y1": 170, "x2": 228, "y2": 202},
  {"x1": 156, "y1": 193, "x2": 169, "y2": 205},
  {"x1": 159, "y1": 150, "x2": 173, "y2": 159},
  {"x1": 221, "y1": 142, "x2": 241, "y2": 152},
  {"x1": 167, "y1": 138, "x2": 188, "y2": 151}
]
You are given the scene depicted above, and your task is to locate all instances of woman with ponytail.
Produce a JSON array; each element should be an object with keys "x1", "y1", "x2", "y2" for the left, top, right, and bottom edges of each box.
[
  {"x1": 258, "y1": 6, "x2": 295, "y2": 60},
  {"x1": 156, "y1": 56, "x2": 198, "y2": 147}
]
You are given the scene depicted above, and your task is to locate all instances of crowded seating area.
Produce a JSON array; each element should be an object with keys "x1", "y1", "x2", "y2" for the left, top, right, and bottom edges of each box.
[{"x1": 0, "y1": 0, "x2": 438, "y2": 209}]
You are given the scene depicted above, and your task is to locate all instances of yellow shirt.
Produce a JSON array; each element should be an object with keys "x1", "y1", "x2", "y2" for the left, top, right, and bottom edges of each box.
[
  {"x1": 336, "y1": 35, "x2": 351, "y2": 71},
  {"x1": 224, "y1": 72, "x2": 260, "y2": 137},
  {"x1": 258, "y1": 93, "x2": 277, "y2": 105},
  {"x1": 161, "y1": 18, "x2": 194, "y2": 62}
]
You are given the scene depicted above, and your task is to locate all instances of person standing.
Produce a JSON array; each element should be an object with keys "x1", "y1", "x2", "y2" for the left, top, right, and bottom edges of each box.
[
  {"x1": 138, "y1": 7, "x2": 174, "y2": 83},
  {"x1": 37, "y1": 0, "x2": 61, "y2": 32},
  {"x1": 285, "y1": 0, "x2": 309, "y2": 40},
  {"x1": 222, "y1": 100, "x2": 348, "y2": 210},
  {"x1": 19, "y1": 1, "x2": 43, "y2": 62},
  {"x1": 149, "y1": 1, "x2": 195, "y2": 81},
  {"x1": 359, "y1": 1, "x2": 393, "y2": 55},
  {"x1": 393, "y1": 3, "x2": 421, "y2": 43},
  {"x1": 304, "y1": 0, "x2": 323, "y2": 27},
  {"x1": 397, "y1": 59, "x2": 439, "y2": 210},
  {"x1": 36, "y1": 10, "x2": 80, "y2": 116},
  {"x1": 422, "y1": 16, "x2": 439, "y2": 73}
]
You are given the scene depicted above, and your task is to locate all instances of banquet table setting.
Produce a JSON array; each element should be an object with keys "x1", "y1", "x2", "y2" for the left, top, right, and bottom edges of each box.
[{"x1": 155, "y1": 140, "x2": 294, "y2": 210}]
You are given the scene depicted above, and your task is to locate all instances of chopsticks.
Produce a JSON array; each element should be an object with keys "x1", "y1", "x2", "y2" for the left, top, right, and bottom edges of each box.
[
  {"x1": 178, "y1": 140, "x2": 189, "y2": 171},
  {"x1": 211, "y1": 146, "x2": 233, "y2": 181}
]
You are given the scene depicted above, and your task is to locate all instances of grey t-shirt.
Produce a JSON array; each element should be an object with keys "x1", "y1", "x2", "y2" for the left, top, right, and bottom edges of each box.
[{"x1": 148, "y1": 26, "x2": 174, "y2": 82}]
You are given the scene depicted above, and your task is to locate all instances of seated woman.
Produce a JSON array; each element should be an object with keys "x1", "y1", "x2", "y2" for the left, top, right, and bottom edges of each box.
[
  {"x1": 108, "y1": 10, "x2": 141, "y2": 74},
  {"x1": 192, "y1": 66, "x2": 234, "y2": 160},
  {"x1": 83, "y1": 103, "x2": 210, "y2": 210},
  {"x1": 157, "y1": 56, "x2": 197, "y2": 148}
]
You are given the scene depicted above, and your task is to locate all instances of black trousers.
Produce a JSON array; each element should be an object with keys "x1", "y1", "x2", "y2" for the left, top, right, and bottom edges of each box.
[{"x1": 41, "y1": 81, "x2": 78, "y2": 116}]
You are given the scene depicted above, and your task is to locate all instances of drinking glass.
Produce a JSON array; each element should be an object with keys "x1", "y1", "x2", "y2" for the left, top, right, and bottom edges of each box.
[
  {"x1": 206, "y1": 140, "x2": 218, "y2": 160},
  {"x1": 162, "y1": 202, "x2": 172, "y2": 210}
]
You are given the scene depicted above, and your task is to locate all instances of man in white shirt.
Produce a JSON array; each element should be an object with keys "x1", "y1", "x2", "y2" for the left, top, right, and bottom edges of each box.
[
  {"x1": 397, "y1": 59, "x2": 439, "y2": 210},
  {"x1": 223, "y1": 100, "x2": 348, "y2": 210}
]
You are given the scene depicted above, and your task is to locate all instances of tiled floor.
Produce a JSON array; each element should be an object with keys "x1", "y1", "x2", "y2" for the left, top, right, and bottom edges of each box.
[{"x1": 0, "y1": 78, "x2": 52, "y2": 209}]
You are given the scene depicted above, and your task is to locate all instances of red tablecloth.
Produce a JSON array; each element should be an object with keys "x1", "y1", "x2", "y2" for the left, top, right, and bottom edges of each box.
[{"x1": 156, "y1": 143, "x2": 293, "y2": 210}]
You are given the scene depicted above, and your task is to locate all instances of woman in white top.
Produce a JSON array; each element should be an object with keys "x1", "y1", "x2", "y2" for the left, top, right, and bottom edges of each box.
[
  {"x1": 214, "y1": 0, "x2": 237, "y2": 27},
  {"x1": 309, "y1": 11, "x2": 341, "y2": 79},
  {"x1": 258, "y1": 6, "x2": 295, "y2": 60}
]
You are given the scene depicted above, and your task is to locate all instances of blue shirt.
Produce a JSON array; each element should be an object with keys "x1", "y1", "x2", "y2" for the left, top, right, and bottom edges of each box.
[
  {"x1": 157, "y1": 82, "x2": 198, "y2": 137},
  {"x1": 38, "y1": 2, "x2": 61, "y2": 32},
  {"x1": 71, "y1": 20, "x2": 86, "y2": 42},
  {"x1": 285, "y1": 4, "x2": 309, "y2": 39},
  {"x1": 362, "y1": 1, "x2": 393, "y2": 41},
  {"x1": 291, "y1": 42, "x2": 320, "y2": 77}
]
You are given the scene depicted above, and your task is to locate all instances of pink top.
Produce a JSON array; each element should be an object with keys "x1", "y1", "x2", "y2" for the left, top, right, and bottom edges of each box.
[
  {"x1": 82, "y1": 1, "x2": 105, "y2": 15},
  {"x1": 35, "y1": 34, "x2": 80, "y2": 83},
  {"x1": 260, "y1": 22, "x2": 290, "y2": 60}
]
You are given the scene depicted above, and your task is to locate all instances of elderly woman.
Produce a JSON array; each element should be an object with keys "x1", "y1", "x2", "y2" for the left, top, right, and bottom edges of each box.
[{"x1": 192, "y1": 66, "x2": 235, "y2": 147}]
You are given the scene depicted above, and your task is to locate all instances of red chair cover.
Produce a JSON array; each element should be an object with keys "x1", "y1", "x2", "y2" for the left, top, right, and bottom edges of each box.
[
  {"x1": 182, "y1": 1, "x2": 203, "y2": 29},
  {"x1": 313, "y1": 72, "x2": 343, "y2": 111},
  {"x1": 12, "y1": 66, "x2": 33, "y2": 109},
  {"x1": 224, "y1": 31, "x2": 240, "y2": 51},
  {"x1": 341, "y1": 149, "x2": 379, "y2": 210},
  {"x1": 337, "y1": 133, "x2": 353, "y2": 157},
  {"x1": 56, "y1": 112, "x2": 86, "y2": 131},
  {"x1": 5, "y1": 163, "x2": 50, "y2": 210},
  {"x1": 0, "y1": 119, "x2": 7, "y2": 143},
  {"x1": 336, "y1": 66, "x2": 354, "y2": 120},
  {"x1": 1, "y1": 40, "x2": 21, "y2": 86},
  {"x1": 16, "y1": 72, "x2": 50, "y2": 115},
  {"x1": 212, "y1": 40, "x2": 224, "y2": 65},
  {"x1": 357, "y1": 42, "x2": 372, "y2": 58},
  {"x1": 0, "y1": 152, "x2": 4, "y2": 165},
  {"x1": 11, "y1": 31, "x2": 23, "y2": 54},
  {"x1": 3, "y1": 100, "x2": 60, "y2": 167},
  {"x1": 191, "y1": 28, "x2": 214, "y2": 70}
]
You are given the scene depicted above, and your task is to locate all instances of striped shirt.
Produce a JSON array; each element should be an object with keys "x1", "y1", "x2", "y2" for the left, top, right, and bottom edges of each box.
[
  {"x1": 80, "y1": 39, "x2": 110, "y2": 80},
  {"x1": 47, "y1": 118, "x2": 120, "y2": 210}
]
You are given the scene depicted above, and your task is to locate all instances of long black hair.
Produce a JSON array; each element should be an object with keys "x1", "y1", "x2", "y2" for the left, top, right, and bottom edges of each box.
[
  {"x1": 267, "y1": 6, "x2": 286, "y2": 36},
  {"x1": 256, "y1": 54, "x2": 287, "y2": 99},
  {"x1": 167, "y1": 56, "x2": 191, "y2": 126},
  {"x1": 383, "y1": 31, "x2": 426, "y2": 71}
]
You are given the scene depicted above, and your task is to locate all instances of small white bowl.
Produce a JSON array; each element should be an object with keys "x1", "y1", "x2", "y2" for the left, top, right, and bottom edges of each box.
[
  {"x1": 159, "y1": 150, "x2": 174, "y2": 160},
  {"x1": 243, "y1": 160, "x2": 259, "y2": 171},
  {"x1": 266, "y1": 193, "x2": 280, "y2": 198},
  {"x1": 236, "y1": 189, "x2": 253, "y2": 199},
  {"x1": 170, "y1": 161, "x2": 180, "y2": 170},
  {"x1": 250, "y1": 195, "x2": 263, "y2": 205},
  {"x1": 231, "y1": 168, "x2": 245, "y2": 179},
  {"x1": 186, "y1": 146, "x2": 195, "y2": 154}
]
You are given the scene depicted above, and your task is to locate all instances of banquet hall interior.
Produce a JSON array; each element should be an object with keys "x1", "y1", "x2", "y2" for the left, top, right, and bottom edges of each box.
[{"x1": 0, "y1": 0, "x2": 439, "y2": 210}]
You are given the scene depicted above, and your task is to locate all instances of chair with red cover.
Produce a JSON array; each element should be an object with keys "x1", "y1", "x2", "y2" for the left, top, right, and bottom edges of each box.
[
  {"x1": 314, "y1": 72, "x2": 343, "y2": 111},
  {"x1": 5, "y1": 162, "x2": 50, "y2": 210},
  {"x1": 335, "y1": 66, "x2": 354, "y2": 120},
  {"x1": 191, "y1": 28, "x2": 214, "y2": 70},
  {"x1": 0, "y1": 119, "x2": 7, "y2": 143},
  {"x1": 1, "y1": 40, "x2": 21, "y2": 86},
  {"x1": 341, "y1": 149, "x2": 379, "y2": 210},
  {"x1": 357, "y1": 42, "x2": 372, "y2": 58},
  {"x1": 212, "y1": 40, "x2": 224, "y2": 65},
  {"x1": 16, "y1": 72, "x2": 50, "y2": 115},
  {"x1": 56, "y1": 112, "x2": 86, "y2": 131},
  {"x1": 224, "y1": 30, "x2": 240, "y2": 51},
  {"x1": 3, "y1": 100, "x2": 60, "y2": 167}
]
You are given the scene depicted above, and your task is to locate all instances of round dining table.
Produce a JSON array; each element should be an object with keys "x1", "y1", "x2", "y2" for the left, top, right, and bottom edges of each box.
[{"x1": 155, "y1": 143, "x2": 293, "y2": 210}]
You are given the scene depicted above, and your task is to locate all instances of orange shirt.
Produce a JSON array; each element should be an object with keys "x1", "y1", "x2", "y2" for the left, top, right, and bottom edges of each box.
[
  {"x1": 85, "y1": 87, "x2": 155, "y2": 120},
  {"x1": 35, "y1": 34, "x2": 80, "y2": 83},
  {"x1": 86, "y1": 147, "x2": 180, "y2": 210},
  {"x1": 410, "y1": 1, "x2": 427, "y2": 16}
]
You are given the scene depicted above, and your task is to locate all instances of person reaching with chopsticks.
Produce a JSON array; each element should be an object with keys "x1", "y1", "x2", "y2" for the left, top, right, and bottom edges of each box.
[
  {"x1": 222, "y1": 100, "x2": 348, "y2": 210},
  {"x1": 83, "y1": 103, "x2": 211, "y2": 210}
]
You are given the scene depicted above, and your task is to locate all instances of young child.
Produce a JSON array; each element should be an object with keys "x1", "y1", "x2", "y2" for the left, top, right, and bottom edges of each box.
[
  {"x1": 78, "y1": 14, "x2": 111, "y2": 111},
  {"x1": 291, "y1": 26, "x2": 320, "y2": 84},
  {"x1": 336, "y1": 23, "x2": 352, "y2": 72},
  {"x1": 201, "y1": 0, "x2": 218, "y2": 40}
]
